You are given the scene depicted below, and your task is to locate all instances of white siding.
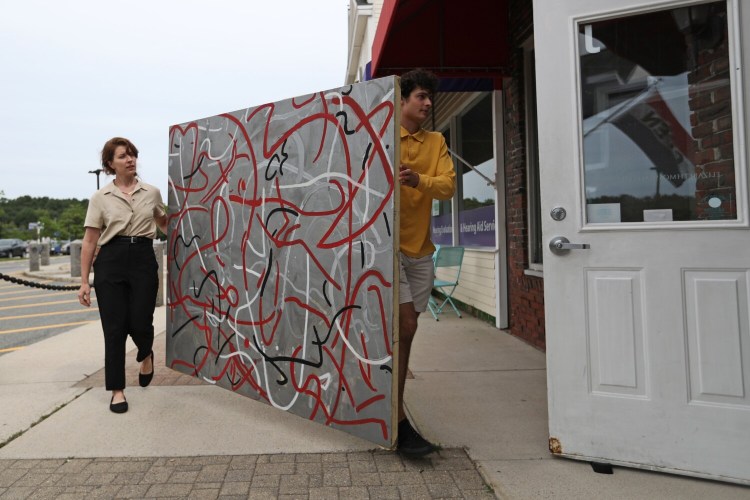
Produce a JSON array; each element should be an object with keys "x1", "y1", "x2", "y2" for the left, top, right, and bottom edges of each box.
[
  {"x1": 435, "y1": 249, "x2": 496, "y2": 317},
  {"x1": 428, "y1": 92, "x2": 476, "y2": 131},
  {"x1": 372, "y1": 0, "x2": 382, "y2": 23},
  {"x1": 345, "y1": 0, "x2": 383, "y2": 85}
]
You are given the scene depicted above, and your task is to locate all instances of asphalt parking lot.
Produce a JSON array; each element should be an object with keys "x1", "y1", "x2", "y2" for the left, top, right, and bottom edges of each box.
[{"x1": 0, "y1": 256, "x2": 99, "y2": 354}]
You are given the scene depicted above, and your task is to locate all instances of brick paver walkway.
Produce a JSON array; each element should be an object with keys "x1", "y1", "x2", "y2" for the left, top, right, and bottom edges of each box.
[{"x1": 0, "y1": 449, "x2": 495, "y2": 499}]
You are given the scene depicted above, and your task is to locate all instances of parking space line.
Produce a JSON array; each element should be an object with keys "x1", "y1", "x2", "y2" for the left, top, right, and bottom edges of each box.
[
  {"x1": 0, "y1": 289, "x2": 51, "y2": 297},
  {"x1": 0, "y1": 321, "x2": 97, "y2": 335},
  {"x1": 0, "y1": 299, "x2": 97, "y2": 311},
  {"x1": 0, "y1": 346, "x2": 24, "y2": 353},
  {"x1": 0, "y1": 291, "x2": 70, "y2": 303},
  {"x1": 1, "y1": 309, "x2": 100, "y2": 320}
]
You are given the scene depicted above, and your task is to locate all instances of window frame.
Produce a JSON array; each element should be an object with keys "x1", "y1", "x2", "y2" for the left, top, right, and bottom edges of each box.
[
  {"x1": 523, "y1": 37, "x2": 544, "y2": 272},
  {"x1": 573, "y1": 0, "x2": 748, "y2": 230},
  {"x1": 455, "y1": 91, "x2": 498, "y2": 248}
]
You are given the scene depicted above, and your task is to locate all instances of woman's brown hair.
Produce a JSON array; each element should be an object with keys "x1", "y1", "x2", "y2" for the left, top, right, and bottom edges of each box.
[{"x1": 101, "y1": 137, "x2": 139, "y2": 175}]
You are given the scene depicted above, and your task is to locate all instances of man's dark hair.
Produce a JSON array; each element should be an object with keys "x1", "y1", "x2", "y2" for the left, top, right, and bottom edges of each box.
[{"x1": 400, "y1": 68, "x2": 438, "y2": 99}]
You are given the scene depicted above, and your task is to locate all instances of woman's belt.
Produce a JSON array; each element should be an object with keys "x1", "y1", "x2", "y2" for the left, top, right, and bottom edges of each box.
[{"x1": 108, "y1": 236, "x2": 153, "y2": 244}]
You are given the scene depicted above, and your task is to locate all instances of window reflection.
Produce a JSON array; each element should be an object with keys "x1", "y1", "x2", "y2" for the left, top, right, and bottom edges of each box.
[
  {"x1": 458, "y1": 94, "x2": 495, "y2": 246},
  {"x1": 431, "y1": 129, "x2": 453, "y2": 246},
  {"x1": 579, "y1": 1, "x2": 736, "y2": 223}
]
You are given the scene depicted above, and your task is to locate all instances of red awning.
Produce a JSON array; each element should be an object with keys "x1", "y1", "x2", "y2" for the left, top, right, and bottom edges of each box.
[{"x1": 371, "y1": 0, "x2": 510, "y2": 83}]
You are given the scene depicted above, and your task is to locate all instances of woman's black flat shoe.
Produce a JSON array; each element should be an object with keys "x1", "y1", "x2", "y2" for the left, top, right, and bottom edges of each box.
[
  {"x1": 109, "y1": 395, "x2": 128, "y2": 414},
  {"x1": 139, "y1": 350, "x2": 154, "y2": 387}
]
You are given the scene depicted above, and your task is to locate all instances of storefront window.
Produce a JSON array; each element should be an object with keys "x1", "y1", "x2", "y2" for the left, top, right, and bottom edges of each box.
[
  {"x1": 579, "y1": 2, "x2": 737, "y2": 223},
  {"x1": 431, "y1": 129, "x2": 454, "y2": 246},
  {"x1": 458, "y1": 94, "x2": 495, "y2": 246}
]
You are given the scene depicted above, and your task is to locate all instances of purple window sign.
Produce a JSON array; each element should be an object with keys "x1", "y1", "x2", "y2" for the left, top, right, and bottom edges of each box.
[
  {"x1": 430, "y1": 213, "x2": 453, "y2": 246},
  {"x1": 458, "y1": 205, "x2": 496, "y2": 247}
]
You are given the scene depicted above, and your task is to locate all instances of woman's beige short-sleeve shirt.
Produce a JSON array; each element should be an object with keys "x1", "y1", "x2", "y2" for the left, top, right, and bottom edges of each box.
[{"x1": 84, "y1": 180, "x2": 166, "y2": 246}]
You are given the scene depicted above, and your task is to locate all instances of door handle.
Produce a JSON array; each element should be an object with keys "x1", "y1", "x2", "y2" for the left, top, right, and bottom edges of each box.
[{"x1": 549, "y1": 236, "x2": 590, "y2": 255}]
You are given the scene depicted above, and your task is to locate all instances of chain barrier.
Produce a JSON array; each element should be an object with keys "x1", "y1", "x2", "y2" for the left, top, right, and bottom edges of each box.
[{"x1": 0, "y1": 272, "x2": 90, "y2": 291}]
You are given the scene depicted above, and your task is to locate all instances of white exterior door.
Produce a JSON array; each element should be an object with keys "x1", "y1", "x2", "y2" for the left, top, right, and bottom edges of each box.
[{"x1": 534, "y1": 0, "x2": 750, "y2": 483}]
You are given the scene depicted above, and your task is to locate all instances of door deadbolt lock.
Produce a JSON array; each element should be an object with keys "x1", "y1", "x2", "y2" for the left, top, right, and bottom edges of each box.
[
  {"x1": 549, "y1": 236, "x2": 590, "y2": 255},
  {"x1": 550, "y1": 207, "x2": 567, "y2": 221}
]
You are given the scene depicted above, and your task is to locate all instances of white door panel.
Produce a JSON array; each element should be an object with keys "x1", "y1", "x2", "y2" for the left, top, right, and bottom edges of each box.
[
  {"x1": 585, "y1": 269, "x2": 647, "y2": 397},
  {"x1": 684, "y1": 269, "x2": 750, "y2": 404},
  {"x1": 534, "y1": 0, "x2": 750, "y2": 483}
]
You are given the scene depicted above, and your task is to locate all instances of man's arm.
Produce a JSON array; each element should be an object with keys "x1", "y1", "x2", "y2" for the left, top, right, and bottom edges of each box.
[{"x1": 414, "y1": 138, "x2": 456, "y2": 200}]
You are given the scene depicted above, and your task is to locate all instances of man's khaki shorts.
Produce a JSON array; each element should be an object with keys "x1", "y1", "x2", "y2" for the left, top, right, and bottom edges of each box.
[{"x1": 398, "y1": 251, "x2": 434, "y2": 313}]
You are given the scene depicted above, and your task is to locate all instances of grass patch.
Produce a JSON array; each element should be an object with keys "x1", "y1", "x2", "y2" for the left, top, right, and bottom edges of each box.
[{"x1": 0, "y1": 387, "x2": 91, "y2": 449}]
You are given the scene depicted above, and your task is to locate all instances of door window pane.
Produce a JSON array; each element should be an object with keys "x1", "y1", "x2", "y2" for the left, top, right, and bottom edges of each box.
[{"x1": 579, "y1": 2, "x2": 737, "y2": 223}]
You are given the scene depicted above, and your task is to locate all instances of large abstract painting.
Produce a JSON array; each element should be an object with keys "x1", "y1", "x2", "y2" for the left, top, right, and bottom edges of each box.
[{"x1": 166, "y1": 77, "x2": 399, "y2": 447}]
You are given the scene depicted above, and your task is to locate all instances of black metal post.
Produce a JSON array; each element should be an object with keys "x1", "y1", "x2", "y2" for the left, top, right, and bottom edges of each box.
[{"x1": 88, "y1": 169, "x2": 103, "y2": 190}]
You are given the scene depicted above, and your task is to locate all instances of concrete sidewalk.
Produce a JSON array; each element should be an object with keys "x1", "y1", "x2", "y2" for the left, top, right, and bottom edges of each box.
[{"x1": 0, "y1": 264, "x2": 747, "y2": 498}]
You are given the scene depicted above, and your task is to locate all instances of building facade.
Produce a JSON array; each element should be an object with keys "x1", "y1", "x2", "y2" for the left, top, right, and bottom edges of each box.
[
  {"x1": 348, "y1": 0, "x2": 750, "y2": 484},
  {"x1": 346, "y1": 0, "x2": 538, "y2": 343}
]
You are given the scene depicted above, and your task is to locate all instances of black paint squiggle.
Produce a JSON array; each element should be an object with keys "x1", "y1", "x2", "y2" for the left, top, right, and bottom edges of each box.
[
  {"x1": 323, "y1": 280, "x2": 331, "y2": 307},
  {"x1": 383, "y1": 213, "x2": 391, "y2": 237},
  {"x1": 193, "y1": 270, "x2": 231, "y2": 320},
  {"x1": 216, "y1": 332, "x2": 236, "y2": 363},
  {"x1": 172, "y1": 315, "x2": 200, "y2": 338},
  {"x1": 264, "y1": 207, "x2": 299, "y2": 227},
  {"x1": 172, "y1": 234, "x2": 201, "y2": 271},
  {"x1": 361, "y1": 142, "x2": 372, "y2": 171},
  {"x1": 192, "y1": 346, "x2": 207, "y2": 376},
  {"x1": 259, "y1": 248, "x2": 273, "y2": 297},
  {"x1": 265, "y1": 139, "x2": 289, "y2": 181},
  {"x1": 183, "y1": 155, "x2": 205, "y2": 180},
  {"x1": 335, "y1": 111, "x2": 356, "y2": 135},
  {"x1": 254, "y1": 304, "x2": 362, "y2": 385}
]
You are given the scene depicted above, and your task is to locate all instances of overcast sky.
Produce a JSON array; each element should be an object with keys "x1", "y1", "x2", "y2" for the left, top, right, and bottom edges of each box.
[{"x1": 0, "y1": 0, "x2": 349, "y2": 200}]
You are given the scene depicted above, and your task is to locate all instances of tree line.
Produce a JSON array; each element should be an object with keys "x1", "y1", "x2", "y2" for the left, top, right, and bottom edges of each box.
[{"x1": 0, "y1": 191, "x2": 88, "y2": 241}]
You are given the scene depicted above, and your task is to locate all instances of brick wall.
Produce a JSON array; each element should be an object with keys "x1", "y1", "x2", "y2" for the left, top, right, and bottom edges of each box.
[
  {"x1": 503, "y1": 0, "x2": 546, "y2": 350},
  {"x1": 688, "y1": 11, "x2": 736, "y2": 220}
]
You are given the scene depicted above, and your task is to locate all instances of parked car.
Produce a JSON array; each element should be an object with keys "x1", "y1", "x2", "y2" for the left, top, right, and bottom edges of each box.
[
  {"x1": 49, "y1": 240, "x2": 60, "y2": 255},
  {"x1": 0, "y1": 238, "x2": 26, "y2": 258},
  {"x1": 62, "y1": 241, "x2": 73, "y2": 255}
]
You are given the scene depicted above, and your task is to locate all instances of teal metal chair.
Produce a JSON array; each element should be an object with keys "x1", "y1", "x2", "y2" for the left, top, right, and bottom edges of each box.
[{"x1": 427, "y1": 245, "x2": 465, "y2": 320}]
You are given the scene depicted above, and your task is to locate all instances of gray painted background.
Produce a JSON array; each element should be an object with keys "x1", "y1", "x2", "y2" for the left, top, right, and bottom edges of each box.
[{"x1": 166, "y1": 77, "x2": 398, "y2": 447}]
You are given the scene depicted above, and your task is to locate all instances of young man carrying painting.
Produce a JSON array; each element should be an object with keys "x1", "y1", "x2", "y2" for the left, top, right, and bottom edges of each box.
[{"x1": 396, "y1": 68, "x2": 456, "y2": 456}]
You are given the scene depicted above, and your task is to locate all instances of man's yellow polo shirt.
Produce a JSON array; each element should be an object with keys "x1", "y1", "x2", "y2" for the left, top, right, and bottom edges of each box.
[{"x1": 399, "y1": 126, "x2": 456, "y2": 258}]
